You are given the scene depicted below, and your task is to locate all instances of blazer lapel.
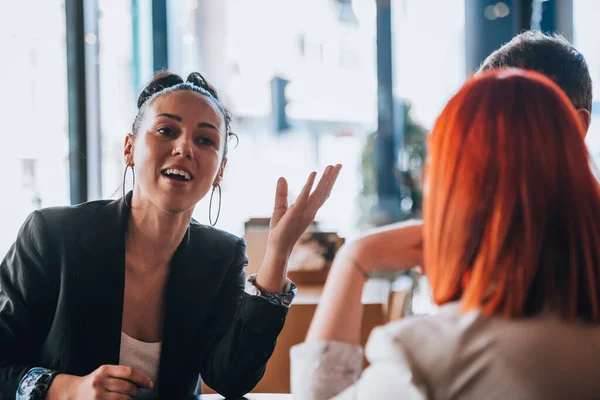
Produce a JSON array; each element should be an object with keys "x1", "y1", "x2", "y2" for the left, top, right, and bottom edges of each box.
[
  {"x1": 158, "y1": 223, "x2": 229, "y2": 392},
  {"x1": 72, "y1": 193, "x2": 228, "y2": 388},
  {"x1": 75, "y1": 194, "x2": 130, "y2": 372}
]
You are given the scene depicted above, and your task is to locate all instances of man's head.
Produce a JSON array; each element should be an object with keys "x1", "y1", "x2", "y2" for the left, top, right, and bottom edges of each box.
[{"x1": 479, "y1": 31, "x2": 593, "y2": 133}]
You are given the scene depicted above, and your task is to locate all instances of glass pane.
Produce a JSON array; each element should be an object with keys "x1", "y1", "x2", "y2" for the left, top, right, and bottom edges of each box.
[
  {"x1": 392, "y1": 0, "x2": 466, "y2": 128},
  {"x1": 574, "y1": 0, "x2": 600, "y2": 163},
  {"x1": 168, "y1": 0, "x2": 377, "y2": 239},
  {"x1": 98, "y1": 0, "x2": 137, "y2": 198},
  {"x1": 0, "y1": 0, "x2": 70, "y2": 257}
]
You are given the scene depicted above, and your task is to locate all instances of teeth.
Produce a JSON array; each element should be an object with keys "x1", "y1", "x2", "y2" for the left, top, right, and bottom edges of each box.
[{"x1": 164, "y1": 168, "x2": 191, "y2": 180}]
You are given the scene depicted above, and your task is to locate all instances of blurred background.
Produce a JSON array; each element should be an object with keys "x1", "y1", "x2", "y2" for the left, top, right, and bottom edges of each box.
[{"x1": 1, "y1": 0, "x2": 599, "y2": 263}]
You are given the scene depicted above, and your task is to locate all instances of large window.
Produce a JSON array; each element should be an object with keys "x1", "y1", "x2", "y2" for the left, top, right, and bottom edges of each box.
[
  {"x1": 150, "y1": 0, "x2": 466, "y2": 240},
  {"x1": 0, "y1": 0, "x2": 467, "y2": 260},
  {"x1": 163, "y1": 0, "x2": 378, "y2": 239},
  {"x1": 0, "y1": 0, "x2": 70, "y2": 257}
]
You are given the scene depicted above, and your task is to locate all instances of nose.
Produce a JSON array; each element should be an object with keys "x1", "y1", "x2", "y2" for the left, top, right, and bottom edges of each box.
[{"x1": 172, "y1": 134, "x2": 194, "y2": 160}]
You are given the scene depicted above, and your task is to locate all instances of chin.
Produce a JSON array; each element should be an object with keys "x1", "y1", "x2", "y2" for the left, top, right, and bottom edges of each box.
[{"x1": 156, "y1": 196, "x2": 196, "y2": 215}]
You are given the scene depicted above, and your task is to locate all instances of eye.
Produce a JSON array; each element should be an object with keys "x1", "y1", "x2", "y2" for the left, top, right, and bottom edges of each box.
[
  {"x1": 158, "y1": 127, "x2": 176, "y2": 137},
  {"x1": 197, "y1": 137, "x2": 216, "y2": 146}
]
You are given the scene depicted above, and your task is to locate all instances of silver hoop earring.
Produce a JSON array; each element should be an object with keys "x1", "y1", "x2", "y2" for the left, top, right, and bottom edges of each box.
[
  {"x1": 209, "y1": 184, "x2": 222, "y2": 226},
  {"x1": 123, "y1": 164, "x2": 135, "y2": 205}
]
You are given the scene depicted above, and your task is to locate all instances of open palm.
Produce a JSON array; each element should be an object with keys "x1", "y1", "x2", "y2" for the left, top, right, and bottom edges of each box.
[{"x1": 268, "y1": 164, "x2": 343, "y2": 255}]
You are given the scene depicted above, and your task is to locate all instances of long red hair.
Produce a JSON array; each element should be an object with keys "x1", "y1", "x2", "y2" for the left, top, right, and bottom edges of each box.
[{"x1": 424, "y1": 68, "x2": 600, "y2": 321}]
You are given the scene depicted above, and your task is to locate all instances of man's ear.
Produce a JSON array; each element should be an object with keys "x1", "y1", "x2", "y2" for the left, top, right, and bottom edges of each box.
[{"x1": 577, "y1": 108, "x2": 591, "y2": 136}]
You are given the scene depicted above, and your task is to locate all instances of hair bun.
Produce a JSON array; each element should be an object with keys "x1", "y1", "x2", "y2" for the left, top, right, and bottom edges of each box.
[
  {"x1": 137, "y1": 71, "x2": 185, "y2": 109},
  {"x1": 186, "y1": 72, "x2": 220, "y2": 100}
]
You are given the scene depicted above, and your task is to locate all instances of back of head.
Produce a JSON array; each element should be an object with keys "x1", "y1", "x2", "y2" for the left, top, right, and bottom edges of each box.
[
  {"x1": 479, "y1": 31, "x2": 593, "y2": 113},
  {"x1": 424, "y1": 68, "x2": 600, "y2": 322}
]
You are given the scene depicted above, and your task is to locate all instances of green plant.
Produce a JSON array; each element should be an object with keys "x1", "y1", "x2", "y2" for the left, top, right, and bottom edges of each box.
[{"x1": 358, "y1": 101, "x2": 428, "y2": 228}]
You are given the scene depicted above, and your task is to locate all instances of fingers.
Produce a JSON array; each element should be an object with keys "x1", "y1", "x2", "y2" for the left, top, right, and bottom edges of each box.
[
  {"x1": 309, "y1": 164, "x2": 343, "y2": 210},
  {"x1": 297, "y1": 171, "x2": 318, "y2": 204},
  {"x1": 104, "y1": 392, "x2": 135, "y2": 400},
  {"x1": 310, "y1": 165, "x2": 333, "y2": 202},
  {"x1": 273, "y1": 177, "x2": 289, "y2": 212},
  {"x1": 321, "y1": 164, "x2": 342, "y2": 205},
  {"x1": 103, "y1": 365, "x2": 153, "y2": 389},
  {"x1": 279, "y1": 164, "x2": 342, "y2": 217},
  {"x1": 104, "y1": 377, "x2": 140, "y2": 398}
]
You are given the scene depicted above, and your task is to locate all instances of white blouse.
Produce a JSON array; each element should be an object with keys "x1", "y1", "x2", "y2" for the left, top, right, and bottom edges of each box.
[
  {"x1": 291, "y1": 302, "x2": 600, "y2": 400},
  {"x1": 116, "y1": 273, "x2": 295, "y2": 398},
  {"x1": 119, "y1": 331, "x2": 161, "y2": 399}
]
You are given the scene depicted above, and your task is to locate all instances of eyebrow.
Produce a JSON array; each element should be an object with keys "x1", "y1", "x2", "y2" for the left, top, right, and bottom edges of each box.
[{"x1": 157, "y1": 113, "x2": 219, "y2": 132}]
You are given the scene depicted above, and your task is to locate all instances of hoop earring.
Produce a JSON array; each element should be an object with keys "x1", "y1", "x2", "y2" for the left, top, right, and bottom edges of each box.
[
  {"x1": 209, "y1": 184, "x2": 222, "y2": 226},
  {"x1": 123, "y1": 164, "x2": 135, "y2": 206}
]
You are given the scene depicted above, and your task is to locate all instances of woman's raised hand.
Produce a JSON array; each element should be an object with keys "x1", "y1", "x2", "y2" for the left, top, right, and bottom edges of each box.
[{"x1": 267, "y1": 164, "x2": 343, "y2": 256}]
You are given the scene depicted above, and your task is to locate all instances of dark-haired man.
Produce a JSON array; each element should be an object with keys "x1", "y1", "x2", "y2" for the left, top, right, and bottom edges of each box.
[{"x1": 479, "y1": 30, "x2": 592, "y2": 133}]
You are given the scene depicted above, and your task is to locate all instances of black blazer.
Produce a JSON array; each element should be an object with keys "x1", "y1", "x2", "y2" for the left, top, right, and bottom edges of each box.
[{"x1": 0, "y1": 194, "x2": 288, "y2": 399}]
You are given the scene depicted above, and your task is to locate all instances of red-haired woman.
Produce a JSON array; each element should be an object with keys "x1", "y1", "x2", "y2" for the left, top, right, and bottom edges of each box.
[{"x1": 291, "y1": 69, "x2": 600, "y2": 400}]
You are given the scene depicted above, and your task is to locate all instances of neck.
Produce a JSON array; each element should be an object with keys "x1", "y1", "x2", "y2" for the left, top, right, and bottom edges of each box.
[{"x1": 126, "y1": 190, "x2": 194, "y2": 272}]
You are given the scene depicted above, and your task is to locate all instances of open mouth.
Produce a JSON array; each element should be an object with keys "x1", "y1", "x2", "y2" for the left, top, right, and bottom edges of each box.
[{"x1": 161, "y1": 168, "x2": 193, "y2": 182}]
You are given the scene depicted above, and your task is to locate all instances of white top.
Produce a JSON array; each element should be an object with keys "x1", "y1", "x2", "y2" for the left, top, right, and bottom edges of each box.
[
  {"x1": 115, "y1": 273, "x2": 294, "y2": 398},
  {"x1": 291, "y1": 302, "x2": 600, "y2": 400},
  {"x1": 119, "y1": 331, "x2": 161, "y2": 398}
]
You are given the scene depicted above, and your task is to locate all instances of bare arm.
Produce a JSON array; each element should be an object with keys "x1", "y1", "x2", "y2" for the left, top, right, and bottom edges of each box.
[
  {"x1": 306, "y1": 220, "x2": 424, "y2": 343},
  {"x1": 291, "y1": 221, "x2": 424, "y2": 399}
]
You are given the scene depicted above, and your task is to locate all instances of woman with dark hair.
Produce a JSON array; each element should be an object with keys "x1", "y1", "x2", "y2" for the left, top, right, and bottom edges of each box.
[
  {"x1": 291, "y1": 69, "x2": 600, "y2": 399},
  {"x1": 0, "y1": 71, "x2": 342, "y2": 399}
]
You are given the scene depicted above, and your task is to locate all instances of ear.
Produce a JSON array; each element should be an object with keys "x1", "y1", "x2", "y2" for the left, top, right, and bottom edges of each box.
[
  {"x1": 124, "y1": 134, "x2": 135, "y2": 166},
  {"x1": 213, "y1": 157, "x2": 228, "y2": 186},
  {"x1": 576, "y1": 108, "x2": 591, "y2": 136}
]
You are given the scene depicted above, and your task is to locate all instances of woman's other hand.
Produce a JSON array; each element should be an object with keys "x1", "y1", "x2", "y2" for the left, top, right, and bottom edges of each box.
[
  {"x1": 305, "y1": 220, "x2": 423, "y2": 345},
  {"x1": 341, "y1": 219, "x2": 424, "y2": 277},
  {"x1": 46, "y1": 365, "x2": 153, "y2": 400}
]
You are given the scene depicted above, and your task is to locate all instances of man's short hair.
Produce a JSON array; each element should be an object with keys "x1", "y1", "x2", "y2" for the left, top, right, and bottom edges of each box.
[{"x1": 479, "y1": 31, "x2": 593, "y2": 113}]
